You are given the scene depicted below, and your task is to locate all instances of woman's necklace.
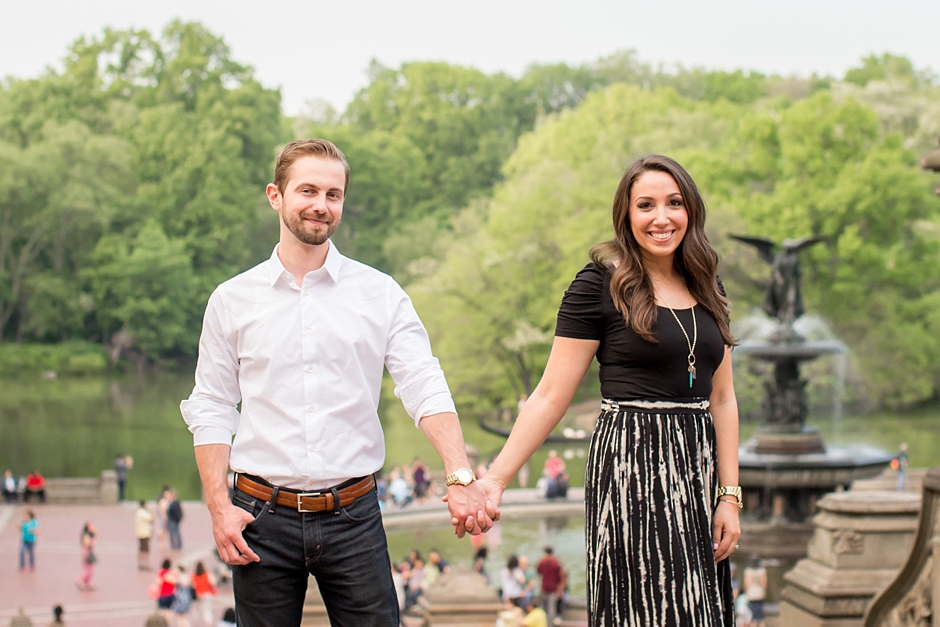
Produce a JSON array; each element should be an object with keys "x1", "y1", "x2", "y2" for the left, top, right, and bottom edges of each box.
[{"x1": 665, "y1": 296, "x2": 698, "y2": 388}]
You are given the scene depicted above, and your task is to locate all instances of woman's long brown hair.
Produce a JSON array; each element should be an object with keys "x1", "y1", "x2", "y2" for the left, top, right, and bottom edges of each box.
[{"x1": 590, "y1": 155, "x2": 735, "y2": 346}]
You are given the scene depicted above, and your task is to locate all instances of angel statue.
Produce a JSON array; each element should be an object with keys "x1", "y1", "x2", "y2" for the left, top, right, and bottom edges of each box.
[{"x1": 729, "y1": 234, "x2": 826, "y2": 339}]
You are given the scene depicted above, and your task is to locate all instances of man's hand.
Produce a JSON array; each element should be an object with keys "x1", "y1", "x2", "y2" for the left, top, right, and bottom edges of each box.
[
  {"x1": 445, "y1": 477, "x2": 504, "y2": 538},
  {"x1": 210, "y1": 503, "x2": 261, "y2": 566}
]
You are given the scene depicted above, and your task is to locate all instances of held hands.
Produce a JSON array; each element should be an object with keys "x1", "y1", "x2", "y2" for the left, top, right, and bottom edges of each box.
[
  {"x1": 443, "y1": 477, "x2": 504, "y2": 538},
  {"x1": 210, "y1": 503, "x2": 261, "y2": 566},
  {"x1": 712, "y1": 500, "x2": 741, "y2": 562}
]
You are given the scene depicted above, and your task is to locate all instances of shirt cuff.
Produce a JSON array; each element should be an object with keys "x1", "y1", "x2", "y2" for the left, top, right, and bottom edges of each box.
[
  {"x1": 413, "y1": 391, "x2": 458, "y2": 428},
  {"x1": 189, "y1": 424, "x2": 235, "y2": 447}
]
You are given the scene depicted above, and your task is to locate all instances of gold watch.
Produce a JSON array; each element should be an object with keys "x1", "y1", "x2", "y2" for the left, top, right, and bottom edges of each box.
[
  {"x1": 717, "y1": 485, "x2": 743, "y2": 508},
  {"x1": 445, "y1": 468, "x2": 476, "y2": 486}
]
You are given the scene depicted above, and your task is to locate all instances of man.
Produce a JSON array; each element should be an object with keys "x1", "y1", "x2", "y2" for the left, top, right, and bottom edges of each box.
[
  {"x1": 181, "y1": 139, "x2": 498, "y2": 626},
  {"x1": 135, "y1": 500, "x2": 154, "y2": 570},
  {"x1": 114, "y1": 454, "x2": 132, "y2": 501},
  {"x1": 165, "y1": 490, "x2": 183, "y2": 551},
  {"x1": 536, "y1": 546, "x2": 563, "y2": 626}
]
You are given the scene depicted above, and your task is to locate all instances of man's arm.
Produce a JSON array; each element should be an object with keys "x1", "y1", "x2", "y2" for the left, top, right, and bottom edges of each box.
[
  {"x1": 194, "y1": 444, "x2": 259, "y2": 565},
  {"x1": 419, "y1": 411, "x2": 498, "y2": 538}
]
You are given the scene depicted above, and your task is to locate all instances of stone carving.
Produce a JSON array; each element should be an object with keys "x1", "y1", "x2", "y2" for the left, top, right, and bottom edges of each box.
[
  {"x1": 833, "y1": 528, "x2": 865, "y2": 555},
  {"x1": 896, "y1": 565, "x2": 932, "y2": 625},
  {"x1": 864, "y1": 467, "x2": 940, "y2": 626}
]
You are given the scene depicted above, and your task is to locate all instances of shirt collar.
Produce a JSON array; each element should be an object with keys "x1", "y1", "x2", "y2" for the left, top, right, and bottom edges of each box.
[{"x1": 267, "y1": 241, "x2": 344, "y2": 287}]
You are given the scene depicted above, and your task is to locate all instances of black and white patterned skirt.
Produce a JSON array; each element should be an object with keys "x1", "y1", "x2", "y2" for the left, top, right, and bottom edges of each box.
[{"x1": 585, "y1": 398, "x2": 734, "y2": 627}]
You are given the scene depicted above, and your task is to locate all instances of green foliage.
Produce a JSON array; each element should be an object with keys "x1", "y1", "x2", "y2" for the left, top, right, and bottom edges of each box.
[
  {"x1": 844, "y1": 53, "x2": 924, "y2": 87},
  {"x1": 0, "y1": 340, "x2": 107, "y2": 376},
  {"x1": 0, "y1": 20, "x2": 282, "y2": 362}
]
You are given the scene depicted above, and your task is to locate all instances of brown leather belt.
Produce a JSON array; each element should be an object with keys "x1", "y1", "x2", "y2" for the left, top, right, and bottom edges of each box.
[{"x1": 235, "y1": 474, "x2": 375, "y2": 513}]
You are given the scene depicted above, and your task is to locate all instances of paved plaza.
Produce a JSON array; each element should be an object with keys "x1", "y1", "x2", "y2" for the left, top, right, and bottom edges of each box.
[{"x1": 0, "y1": 489, "x2": 584, "y2": 626}]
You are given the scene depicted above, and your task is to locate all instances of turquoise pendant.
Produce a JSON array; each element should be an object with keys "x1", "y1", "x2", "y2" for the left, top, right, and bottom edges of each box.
[{"x1": 689, "y1": 371, "x2": 693, "y2": 388}]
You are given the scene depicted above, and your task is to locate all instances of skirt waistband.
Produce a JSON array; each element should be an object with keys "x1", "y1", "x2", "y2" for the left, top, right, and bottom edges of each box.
[{"x1": 601, "y1": 398, "x2": 710, "y2": 412}]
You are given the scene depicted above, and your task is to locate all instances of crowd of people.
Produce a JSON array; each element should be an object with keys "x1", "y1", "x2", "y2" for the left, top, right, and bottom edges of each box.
[
  {"x1": 378, "y1": 458, "x2": 436, "y2": 509},
  {"x1": 496, "y1": 546, "x2": 567, "y2": 627}
]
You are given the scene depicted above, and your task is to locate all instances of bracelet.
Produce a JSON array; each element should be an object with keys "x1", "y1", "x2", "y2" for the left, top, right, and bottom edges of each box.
[{"x1": 716, "y1": 486, "x2": 744, "y2": 509}]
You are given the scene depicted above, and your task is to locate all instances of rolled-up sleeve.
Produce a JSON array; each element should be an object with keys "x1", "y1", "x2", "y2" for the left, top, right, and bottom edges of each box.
[
  {"x1": 384, "y1": 283, "x2": 457, "y2": 427},
  {"x1": 180, "y1": 288, "x2": 241, "y2": 445}
]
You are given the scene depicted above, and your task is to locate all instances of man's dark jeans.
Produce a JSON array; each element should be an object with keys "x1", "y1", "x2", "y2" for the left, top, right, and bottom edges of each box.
[{"x1": 231, "y1": 481, "x2": 398, "y2": 627}]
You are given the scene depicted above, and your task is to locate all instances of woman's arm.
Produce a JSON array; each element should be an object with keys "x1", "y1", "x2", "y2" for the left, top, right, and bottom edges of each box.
[
  {"x1": 484, "y1": 337, "x2": 599, "y2": 492},
  {"x1": 709, "y1": 346, "x2": 741, "y2": 562}
]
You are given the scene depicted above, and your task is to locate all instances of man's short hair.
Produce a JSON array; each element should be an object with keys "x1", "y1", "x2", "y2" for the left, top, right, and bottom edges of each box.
[{"x1": 274, "y1": 139, "x2": 350, "y2": 194}]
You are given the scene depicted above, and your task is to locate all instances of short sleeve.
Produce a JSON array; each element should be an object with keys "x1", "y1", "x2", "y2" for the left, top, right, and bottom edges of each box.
[{"x1": 555, "y1": 263, "x2": 606, "y2": 340}]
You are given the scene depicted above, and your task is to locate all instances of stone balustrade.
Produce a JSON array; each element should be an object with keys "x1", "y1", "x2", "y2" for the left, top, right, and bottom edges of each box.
[
  {"x1": 43, "y1": 470, "x2": 118, "y2": 505},
  {"x1": 779, "y1": 489, "x2": 921, "y2": 626},
  {"x1": 863, "y1": 466, "x2": 940, "y2": 626}
]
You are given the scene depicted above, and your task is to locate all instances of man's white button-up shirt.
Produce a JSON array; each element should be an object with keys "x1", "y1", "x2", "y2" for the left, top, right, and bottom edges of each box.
[{"x1": 180, "y1": 243, "x2": 457, "y2": 490}]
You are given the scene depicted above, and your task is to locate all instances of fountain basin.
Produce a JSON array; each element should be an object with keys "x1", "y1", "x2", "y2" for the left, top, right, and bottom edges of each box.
[
  {"x1": 740, "y1": 444, "x2": 893, "y2": 489},
  {"x1": 736, "y1": 339, "x2": 846, "y2": 360}
]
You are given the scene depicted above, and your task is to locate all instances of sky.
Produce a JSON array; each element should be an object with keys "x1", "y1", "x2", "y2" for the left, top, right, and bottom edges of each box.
[{"x1": 1, "y1": 1, "x2": 938, "y2": 115}]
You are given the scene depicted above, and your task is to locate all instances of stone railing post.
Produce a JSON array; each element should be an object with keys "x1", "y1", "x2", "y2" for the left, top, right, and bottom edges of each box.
[
  {"x1": 779, "y1": 490, "x2": 920, "y2": 626},
  {"x1": 99, "y1": 469, "x2": 118, "y2": 505},
  {"x1": 864, "y1": 466, "x2": 940, "y2": 626}
]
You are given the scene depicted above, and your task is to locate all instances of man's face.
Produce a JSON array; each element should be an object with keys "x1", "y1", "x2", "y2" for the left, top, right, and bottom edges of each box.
[{"x1": 267, "y1": 155, "x2": 346, "y2": 247}]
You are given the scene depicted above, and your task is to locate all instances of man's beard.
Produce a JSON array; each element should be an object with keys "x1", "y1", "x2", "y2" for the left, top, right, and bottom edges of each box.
[{"x1": 283, "y1": 210, "x2": 339, "y2": 246}]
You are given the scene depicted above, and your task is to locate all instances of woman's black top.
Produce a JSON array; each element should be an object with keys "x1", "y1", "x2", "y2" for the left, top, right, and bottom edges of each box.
[{"x1": 555, "y1": 263, "x2": 727, "y2": 400}]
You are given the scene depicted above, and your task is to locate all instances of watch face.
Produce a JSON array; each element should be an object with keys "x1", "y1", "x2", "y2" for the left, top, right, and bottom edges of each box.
[{"x1": 455, "y1": 468, "x2": 473, "y2": 484}]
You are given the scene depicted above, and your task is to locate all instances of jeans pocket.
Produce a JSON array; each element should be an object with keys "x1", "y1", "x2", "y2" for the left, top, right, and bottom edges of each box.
[
  {"x1": 232, "y1": 489, "x2": 268, "y2": 527},
  {"x1": 339, "y1": 493, "x2": 381, "y2": 523}
]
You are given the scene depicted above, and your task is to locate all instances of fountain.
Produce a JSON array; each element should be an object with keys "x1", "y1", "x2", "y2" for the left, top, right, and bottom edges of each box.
[
  {"x1": 923, "y1": 137, "x2": 940, "y2": 196},
  {"x1": 730, "y1": 234, "x2": 893, "y2": 525}
]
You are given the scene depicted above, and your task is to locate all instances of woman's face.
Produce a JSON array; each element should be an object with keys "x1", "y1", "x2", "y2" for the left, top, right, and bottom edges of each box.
[{"x1": 628, "y1": 170, "x2": 689, "y2": 262}]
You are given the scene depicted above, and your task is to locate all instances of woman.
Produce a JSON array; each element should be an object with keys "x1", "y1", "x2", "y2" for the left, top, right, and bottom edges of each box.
[
  {"x1": 76, "y1": 522, "x2": 97, "y2": 591},
  {"x1": 500, "y1": 555, "x2": 526, "y2": 607},
  {"x1": 19, "y1": 510, "x2": 39, "y2": 571},
  {"x1": 477, "y1": 155, "x2": 741, "y2": 626},
  {"x1": 155, "y1": 558, "x2": 178, "y2": 622},
  {"x1": 192, "y1": 561, "x2": 218, "y2": 627},
  {"x1": 173, "y1": 564, "x2": 195, "y2": 627}
]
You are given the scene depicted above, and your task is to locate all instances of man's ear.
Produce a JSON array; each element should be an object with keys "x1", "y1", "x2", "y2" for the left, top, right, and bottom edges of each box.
[{"x1": 265, "y1": 183, "x2": 281, "y2": 211}]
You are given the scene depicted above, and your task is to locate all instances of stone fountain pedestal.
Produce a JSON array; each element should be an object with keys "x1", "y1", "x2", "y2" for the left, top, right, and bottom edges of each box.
[
  {"x1": 410, "y1": 565, "x2": 503, "y2": 627},
  {"x1": 779, "y1": 490, "x2": 920, "y2": 626}
]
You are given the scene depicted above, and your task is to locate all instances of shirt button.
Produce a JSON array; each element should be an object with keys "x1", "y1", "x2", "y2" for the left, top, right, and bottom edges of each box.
[
  {"x1": 303, "y1": 290, "x2": 309, "y2": 296},
  {"x1": 306, "y1": 406, "x2": 315, "y2": 413},
  {"x1": 310, "y1": 445, "x2": 317, "y2": 452},
  {"x1": 304, "y1": 327, "x2": 311, "y2": 334},
  {"x1": 305, "y1": 366, "x2": 313, "y2": 373}
]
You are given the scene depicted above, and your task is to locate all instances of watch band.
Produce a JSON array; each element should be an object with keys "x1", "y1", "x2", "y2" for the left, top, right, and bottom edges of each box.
[
  {"x1": 444, "y1": 468, "x2": 476, "y2": 486},
  {"x1": 717, "y1": 485, "x2": 744, "y2": 508}
]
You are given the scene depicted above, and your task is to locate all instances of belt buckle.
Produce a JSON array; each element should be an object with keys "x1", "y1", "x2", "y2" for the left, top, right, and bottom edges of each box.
[{"x1": 295, "y1": 491, "x2": 322, "y2": 513}]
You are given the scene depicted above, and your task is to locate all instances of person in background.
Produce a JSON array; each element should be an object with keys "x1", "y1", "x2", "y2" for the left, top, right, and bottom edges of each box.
[
  {"x1": 896, "y1": 443, "x2": 910, "y2": 491},
  {"x1": 155, "y1": 558, "x2": 178, "y2": 622},
  {"x1": 166, "y1": 489, "x2": 184, "y2": 551},
  {"x1": 411, "y1": 457, "x2": 431, "y2": 504},
  {"x1": 48, "y1": 604, "x2": 65, "y2": 626},
  {"x1": 497, "y1": 598, "x2": 524, "y2": 627},
  {"x1": 76, "y1": 521, "x2": 97, "y2": 591},
  {"x1": 388, "y1": 467, "x2": 412, "y2": 508},
  {"x1": 501, "y1": 555, "x2": 526, "y2": 608},
  {"x1": 19, "y1": 510, "x2": 39, "y2": 571},
  {"x1": 25, "y1": 470, "x2": 46, "y2": 504},
  {"x1": 156, "y1": 486, "x2": 171, "y2": 552},
  {"x1": 375, "y1": 470, "x2": 387, "y2": 511},
  {"x1": 192, "y1": 561, "x2": 218, "y2": 627},
  {"x1": 536, "y1": 546, "x2": 563, "y2": 625},
  {"x1": 217, "y1": 608, "x2": 237, "y2": 627},
  {"x1": 173, "y1": 564, "x2": 195, "y2": 627},
  {"x1": 405, "y1": 554, "x2": 425, "y2": 609},
  {"x1": 135, "y1": 500, "x2": 154, "y2": 570},
  {"x1": 428, "y1": 549, "x2": 450, "y2": 574},
  {"x1": 744, "y1": 554, "x2": 767, "y2": 627},
  {"x1": 522, "y1": 598, "x2": 548, "y2": 627},
  {"x1": 517, "y1": 555, "x2": 536, "y2": 609},
  {"x1": 3, "y1": 469, "x2": 18, "y2": 503},
  {"x1": 114, "y1": 454, "x2": 133, "y2": 502},
  {"x1": 472, "y1": 547, "x2": 490, "y2": 583}
]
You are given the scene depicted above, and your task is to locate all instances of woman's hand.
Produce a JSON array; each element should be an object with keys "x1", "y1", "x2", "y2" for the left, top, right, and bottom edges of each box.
[{"x1": 712, "y1": 500, "x2": 741, "y2": 562}]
